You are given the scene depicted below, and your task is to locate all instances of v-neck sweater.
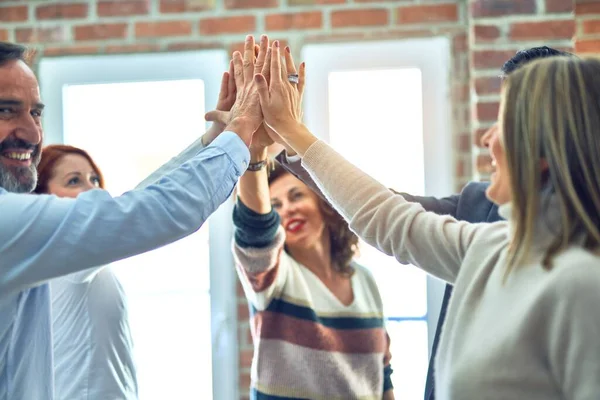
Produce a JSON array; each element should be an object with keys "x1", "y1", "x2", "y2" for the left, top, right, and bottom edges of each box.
[{"x1": 232, "y1": 200, "x2": 393, "y2": 400}]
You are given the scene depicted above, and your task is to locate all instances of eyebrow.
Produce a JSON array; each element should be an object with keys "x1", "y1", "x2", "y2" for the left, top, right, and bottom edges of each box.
[{"x1": 0, "y1": 98, "x2": 45, "y2": 110}]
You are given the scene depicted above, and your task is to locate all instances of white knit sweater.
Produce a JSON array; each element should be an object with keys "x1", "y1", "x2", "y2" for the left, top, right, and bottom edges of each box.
[{"x1": 301, "y1": 139, "x2": 600, "y2": 400}]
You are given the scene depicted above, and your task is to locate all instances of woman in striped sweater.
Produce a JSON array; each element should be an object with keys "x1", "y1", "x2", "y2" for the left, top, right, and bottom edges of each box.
[{"x1": 233, "y1": 158, "x2": 394, "y2": 399}]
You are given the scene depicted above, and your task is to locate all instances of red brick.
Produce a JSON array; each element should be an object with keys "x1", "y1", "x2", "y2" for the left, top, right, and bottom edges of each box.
[
  {"x1": 475, "y1": 101, "x2": 500, "y2": 122},
  {"x1": 36, "y1": 3, "x2": 88, "y2": 20},
  {"x1": 74, "y1": 23, "x2": 128, "y2": 41},
  {"x1": 575, "y1": 2, "x2": 600, "y2": 14},
  {"x1": 166, "y1": 41, "x2": 221, "y2": 51},
  {"x1": 135, "y1": 21, "x2": 192, "y2": 38},
  {"x1": 97, "y1": 1, "x2": 149, "y2": 17},
  {"x1": 266, "y1": 11, "x2": 322, "y2": 31},
  {"x1": 240, "y1": 372, "x2": 251, "y2": 389},
  {"x1": 473, "y1": 25, "x2": 501, "y2": 43},
  {"x1": 289, "y1": 0, "x2": 344, "y2": 3},
  {"x1": 474, "y1": 76, "x2": 501, "y2": 95},
  {"x1": 583, "y1": 20, "x2": 600, "y2": 34},
  {"x1": 509, "y1": 20, "x2": 574, "y2": 40},
  {"x1": 160, "y1": 0, "x2": 214, "y2": 13},
  {"x1": 237, "y1": 281, "x2": 245, "y2": 297},
  {"x1": 575, "y1": 39, "x2": 600, "y2": 54},
  {"x1": 453, "y1": 82, "x2": 469, "y2": 102},
  {"x1": 472, "y1": 50, "x2": 518, "y2": 69},
  {"x1": 370, "y1": 29, "x2": 432, "y2": 40},
  {"x1": 331, "y1": 9, "x2": 388, "y2": 28},
  {"x1": 477, "y1": 154, "x2": 493, "y2": 174},
  {"x1": 453, "y1": 33, "x2": 468, "y2": 52},
  {"x1": 455, "y1": 158, "x2": 465, "y2": 178},
  {"x1": 471, "y1": 0, "x2": 535, "y2": 18},
  {"x1": 199, "y1": 16, "x2": 255, "y2": 35},
  {"x1": 0, "y1": 5, "x2": 27, "y2": 22},
  {"x1": 0, "y1": 29, "x2": 7, "y2": 41},
  {"x1": 105, "y1": 43, "x2": 161, "y2": 53},
  {"x1": 457, "y1": 132, "x2": 471, "y2": 152},
  {"x1": 396, "y1": 3, "x2": 458, "y2": 24},
  {"x1": 546, "y1": 0, "x2": 573, "y2": 13},
  {"x1": 239, "y1": 349, "x2": 254, "y2": 368},
  {"x1": 225, "y1": 0, "x2": 277, "y2": 9},
  {"x1": 238, "y1": 303, "x2": 250, "y2": 320},
  {"x1": 44, "y1": 45, "x2": 100, "y2": 57},
  {"x1": 15, "y1": 27, "x2": 65, "y2": 43}
]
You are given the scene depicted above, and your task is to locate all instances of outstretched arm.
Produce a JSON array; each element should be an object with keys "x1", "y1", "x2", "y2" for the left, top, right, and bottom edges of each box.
[{"x1": 276, "y1": 150, "x2": 461, "y2": 217}]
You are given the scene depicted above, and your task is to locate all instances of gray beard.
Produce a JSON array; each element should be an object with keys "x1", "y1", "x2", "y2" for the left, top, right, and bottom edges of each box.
[{"x1": 0, "y1": 163, "x2": 37, "y2": 193}]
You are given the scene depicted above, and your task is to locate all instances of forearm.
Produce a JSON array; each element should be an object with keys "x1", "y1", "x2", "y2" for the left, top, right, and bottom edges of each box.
[
  {"x1": 238, "y1": 147, "x2": 271, "y2": 215},
  {"x1": 0, "y1": 132, "x2": 249, "y2": 294},
  {"x1": 383, "y1": 389, "x2": 395, "y2": 400},
  {"x1": 275, "y1": 150, "x2": 327, "y2": 201}
]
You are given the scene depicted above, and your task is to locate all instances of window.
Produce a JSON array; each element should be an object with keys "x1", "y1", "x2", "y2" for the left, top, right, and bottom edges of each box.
[
  {"x1": 39, "y1": 51, "x2": 238, "y2": 400},
  {"x1": 302, "y1": 38, "x2": 452, "y2": 398}
]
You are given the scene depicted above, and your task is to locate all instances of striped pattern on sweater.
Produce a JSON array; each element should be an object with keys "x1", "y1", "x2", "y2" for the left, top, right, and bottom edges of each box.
[{"x1": 234, "y1": 227, "x2": 392, "y2": 400}]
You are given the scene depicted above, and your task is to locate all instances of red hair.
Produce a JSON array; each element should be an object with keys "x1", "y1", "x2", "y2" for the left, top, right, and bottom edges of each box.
[{"x1": 34, "y1": 144, "x2": 105, "y2": 194}]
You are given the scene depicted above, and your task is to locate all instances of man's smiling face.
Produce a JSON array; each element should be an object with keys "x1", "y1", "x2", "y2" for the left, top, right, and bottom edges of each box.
[{"x1": 0, "y1": 59, "x2": 44, "y2": 193}]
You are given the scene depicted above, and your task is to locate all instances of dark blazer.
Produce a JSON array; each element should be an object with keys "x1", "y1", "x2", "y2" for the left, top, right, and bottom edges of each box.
[{"x1": 275, "y1": 153, "x2": 501, "y2": 400}]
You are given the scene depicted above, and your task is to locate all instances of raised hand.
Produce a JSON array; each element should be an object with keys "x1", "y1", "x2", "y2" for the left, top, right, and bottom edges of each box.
[
  {"x1": 255, "y1": 41, "x2": 304, "y2": 139},
  {"x1": 255, "y1": 40, "x2": 315, "y2": 156},
  {"x1": 206, "y1": 35, "x2": 264, "y2": 147},
  {"x1": 202, "y1": 60, "x2": 236, "y2": 146}
]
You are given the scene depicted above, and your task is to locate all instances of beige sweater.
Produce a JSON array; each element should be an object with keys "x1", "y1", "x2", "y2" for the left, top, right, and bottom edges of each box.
[{"x1": 302, "y1": 140, "x2": 600, "y2": 400}]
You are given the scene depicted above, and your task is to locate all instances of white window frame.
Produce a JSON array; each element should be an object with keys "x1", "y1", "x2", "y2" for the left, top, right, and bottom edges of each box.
[
  {"x1": 38, "y1": 51, "x2": 238, "y2": 400},
  {"x1": 301, "y1": 38, "x2": 453, "y2": 354}
]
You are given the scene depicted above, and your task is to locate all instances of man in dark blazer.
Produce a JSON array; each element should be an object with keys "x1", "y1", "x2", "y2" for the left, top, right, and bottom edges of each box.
[{"x1": 274, "y1": 45, "x2": 573, "y2": 400}]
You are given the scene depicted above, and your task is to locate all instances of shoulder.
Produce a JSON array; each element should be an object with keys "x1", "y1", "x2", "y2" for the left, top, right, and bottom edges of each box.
[
  {"x1": 542, "y1": 248, "x2": 600, "y2": 306},
  {"x1": 459, "y1": 181, "x2": 491, "y2": 203}
]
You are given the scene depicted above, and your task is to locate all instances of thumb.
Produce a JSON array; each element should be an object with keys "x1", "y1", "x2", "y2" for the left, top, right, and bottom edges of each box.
[
  {"x1": 254, "y1": 74, "x2": 269, "y2": 108},
  {"x1": 205, "y1": 110, "x2": 229, "y2": 124}
]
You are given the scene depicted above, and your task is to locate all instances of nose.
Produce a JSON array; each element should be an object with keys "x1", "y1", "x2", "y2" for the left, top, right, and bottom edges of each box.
[
  {"x1": 82, "y1": 180, "x2": 96, "y2": 192},
  {"x1": 14, "y1": 114, "x2": 42, "y2": 147},
  {"x1": 480, "y1": 124, "x2": 498, "y2": 148}
]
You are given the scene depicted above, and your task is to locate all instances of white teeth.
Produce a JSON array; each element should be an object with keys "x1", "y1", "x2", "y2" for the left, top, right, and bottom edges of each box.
[
  {"x1": 4, "y1": 152, "x2": 31, "y2": 160},
  {"x1": 288, "y1": 221, "x2": 301, "y2": 231}
]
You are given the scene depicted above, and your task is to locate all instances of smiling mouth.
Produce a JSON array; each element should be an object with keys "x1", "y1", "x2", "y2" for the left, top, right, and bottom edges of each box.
[
  {"x1": 286, "y1": 220, "x2": 306, "y2": 233},
  {"x1": 1, "y1": 151, "x2": 33, "y2": 166}
]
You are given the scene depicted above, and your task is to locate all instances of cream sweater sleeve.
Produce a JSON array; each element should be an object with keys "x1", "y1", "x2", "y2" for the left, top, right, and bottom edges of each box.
[{"x1": 302, "y1": 140, "x2": 490, "y2": 283}]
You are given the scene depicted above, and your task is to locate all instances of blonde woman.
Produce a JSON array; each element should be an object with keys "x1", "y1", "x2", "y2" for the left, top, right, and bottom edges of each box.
[{"x1": 257, "y1": 41, "x2": 600, "y2": 399}]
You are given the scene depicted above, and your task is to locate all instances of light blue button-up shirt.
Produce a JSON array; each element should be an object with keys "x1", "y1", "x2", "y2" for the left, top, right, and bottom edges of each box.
[{"x1": 0, "y1": 131, "x2": 248, "y2": 400}]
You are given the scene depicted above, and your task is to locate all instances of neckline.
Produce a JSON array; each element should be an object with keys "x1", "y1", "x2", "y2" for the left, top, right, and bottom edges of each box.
[{"x1": 293, "y1": 257, "x2": 357, "y2": 309}]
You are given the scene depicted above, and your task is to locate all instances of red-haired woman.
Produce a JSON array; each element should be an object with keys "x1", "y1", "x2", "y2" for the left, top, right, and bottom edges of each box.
[{"x1": 34, "y1": 145, "x2": 137, "y2": 400}]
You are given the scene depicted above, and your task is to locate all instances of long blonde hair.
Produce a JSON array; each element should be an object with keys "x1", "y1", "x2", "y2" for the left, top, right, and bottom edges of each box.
[{"x1": 502, "y1": 56, "x2": 600, "y2": 273}]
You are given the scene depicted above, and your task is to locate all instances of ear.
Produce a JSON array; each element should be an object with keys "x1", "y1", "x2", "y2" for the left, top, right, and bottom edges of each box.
[{"x1": 540, "y1": 158, "x2": 549, "y2": 173}]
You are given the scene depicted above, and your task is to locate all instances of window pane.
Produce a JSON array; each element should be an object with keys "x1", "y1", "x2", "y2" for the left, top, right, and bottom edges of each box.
[
  {"x1": 328, "y1": 69, "x2": 429, "y2": 396},
  {"x1": 62, "y1": 80, "x2": 212, "y2": 399},
  {"x1": 386, "y1": 320, "x2": 429, "y2": 398}
]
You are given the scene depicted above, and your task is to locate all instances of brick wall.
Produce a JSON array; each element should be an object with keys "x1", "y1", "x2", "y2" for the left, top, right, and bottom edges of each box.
[
  {"x1": 576, "y1": 0, "x2": 600, "y2": 53},
  {"x1": 0, "y1": 0, "x2": 585, "y2": 398}
]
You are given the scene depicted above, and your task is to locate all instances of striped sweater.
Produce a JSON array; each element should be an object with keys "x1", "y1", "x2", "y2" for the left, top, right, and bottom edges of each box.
[{"x1": 232, "y1": 200, "x2": 393, "y2": 400}]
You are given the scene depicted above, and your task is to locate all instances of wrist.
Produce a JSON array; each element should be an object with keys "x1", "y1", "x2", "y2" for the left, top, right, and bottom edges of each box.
[
  {"x1": 250, "y1": 147, "x2": 268, "y2": 163},
  {"x1": 225, "y1": 118, "x2": 254, "y2": 146},
  {"x1": 202, "y1": 122, "x2": 225, "y2": 146}
]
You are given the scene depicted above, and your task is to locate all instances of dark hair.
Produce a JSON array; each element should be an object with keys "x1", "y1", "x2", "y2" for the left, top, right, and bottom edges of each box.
[
  {"x1": 500, "y1": 46, "x2": 575, "y2": 78},
  {"x1": 268, "y1": 162, "x2": 358, "y2": 275},
  {"x1": 0, "y1": 42, "x2": 28, "y2": 67},
  {"x1": 34, "y1": 144, "x2": 105, "y2": 194}
]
